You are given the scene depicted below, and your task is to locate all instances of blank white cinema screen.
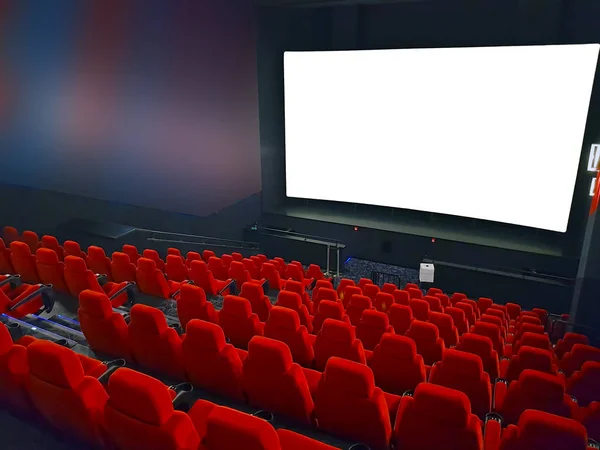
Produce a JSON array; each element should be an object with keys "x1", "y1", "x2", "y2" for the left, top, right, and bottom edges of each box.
[{"x1": 284, "y1": 44, "x2": 600, "y2": 233}]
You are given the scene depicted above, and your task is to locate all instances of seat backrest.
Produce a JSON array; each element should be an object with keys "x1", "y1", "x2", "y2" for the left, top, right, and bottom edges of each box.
[
  {"x1": 167, "y1": 248, "x2": 182, "y2": 257},
  {"x1": 182, "y1": 319, "x2": 244, "y2": 401},
  {"x1": 78, "y1": 290, "x2": 131, "y2": 360},
  {"x1": 392, "y1": 289, "x2": 410, "y2": 305},
  {"x1": 514, "y1": 323, "x2": 545, "y2": 343},
  {"x1": 567, "y1": 361, "x2": 600, "y2": 407},
  {"x1": 36, "y1": 248, "x2": 68, "y2": 292},
  {"x1": 122, "y1": 245, "x2": 140, "y2": 264},
  {"x1": 314, "y1": 319, "x2": 366, "y2": 371},
  {"x1": 312, "y1": 279, "x2": 333, "y2": 299},
  {"x1": 505, "y1": 302, "x2": 522, "y2": 320},
  {"x1": 483, "y1": 309, "x2": 507, "y2": 331},
  {"x1": 480, "y1": 314, "x2": 506, "y2": 338},
  {"x1": 445, "y1": 306, "x2": 469, "y2": 335},
  {"x1": 22, "y1": 230, "x2": 40, "y2": 253},
  {"x1": 243, "y1": 336, "x2": 314, "y2": 423},
  {"x1": 488, "y1": 304, "x2": 509, "y2": 323},
  {"x1": 462, "y1": 299, "x2": 480, "y2": 319},
  {"x1": 189, "y1": 260, "x2": 221, "y2": 296},
  {"x1": 429, "y1": 311, "x2": 459, "y2": 347},
  {"x1": 240, "y1": 282, "x2": 271, "y2": 322},
  {"x1": 427, "y1": 287, "x2": 443, "y2": 297},
  {"x1": 165, "y1": 255, "x2": 189, "y2": 282},
  {"x1": 363, "y1": 283, "x2": 380, "y2": 301},
  {"x1": 3, "y1": 226, "x2": 19, "y2": 244},
  {"x1": 513, "y1": 331, "x2": 552, "y2": 355},
  {"x1": 389, "y1": 303, "x2": 414, "y2": 335},
  {"x1": 341, "y1": 285, "x2": 362, "y2": 308},
  {"x1": 264, "y1": 306, "x2": 314, "y2": 367},
  {"x1": 382, "y1": 282, "x2": 397, "y2": 294},
  {"x1": 110, "y1": 252, "x2": 137, "y2": 283},
  {"x1": 505, "y1": 346, "x2": 556, "y2": 382},
  {"x1": 336, "y1": 278, "x2": 355, "y2": 299},
  {"x1": 284, "y1": 263, "x2": 304, "y2": 283},
  {"x1": 456, "y1": 301, "x2": 477, "y2": 328},
  {"x1": 136, "y1": 258, "x2": 172, "y2": 299},
  {"x1": 275, "y1": 290, "x2": 312, "y2": 332},
  {"x1": 0, "y1": 324, "x2": 31, "y2": 413},
  {"x1": 283, "y1": 279, "x2": 313, "y2": 314},
  {"x1": 556, "y1": 333, "x2": 590, "y2": 360},
  {"x1": 306, "y1": 263, "x2": 324, "y2": 280},
  {"x1": 208, "y1": 257, "x2": 228, "y2": 281},
  {"x1": 409, "y1": 298, "x2": 430, "y2": 321},
  {"x1": 393, "y1": 383, "x2": 483, "y2": 450},
  {"x1": 356, "y1": 309, "x2": 392, "y2": 351},
  {"x1": 358, "y1": 277, "x2": 373, "y2": 290},
  {"x1": 142, "y1": 249, "x2": 165, "y2": 272},
  {"x1": 222, "y1": 254, "x2": 234, "y2": 269},
  {"x1": 10, "y1": 241, "x2": 39, "y2": 283},
  {"x1": 346, "y1": 294, "x2": 373, "y2": 325},
  {"x1": 455, "y1": 333, "x2": 499, "y2": 379},
  {"x1": 27, "y1": 340, "x2": 108, "y2": 443},
  {"x1": 0, "y1": 238, "x2": 13, "y2": 273},
  {"x1": 219, "y1": 295, "x2": 263, "y2": 349},
  {"x1": 314, "y1": 357, "x2": 392, "y2": 450},
  {"x1": 185, "y1": 251, "x2": 202, "y2": 268},
  {"x1": 128, "y1": 304, "x2": 184, "y2": 379},
  {"x1": 532, "y1": 308, "x2": 548, "y2": 325},
  {"x1": 370, "y1": 333, "x2": 426, "y2": 395},
  {"x1": 407, "y1": 287, "x2": 423, "y2": 299},
  {"x1": 63, "y1": 240, "x2": 85, "y2": 259},
  {"x1": 374, "y1": 292, "x2": 395, "y2": 313},
  {"x1": 435, "y1": 293, "x2": 451, "y2": 308},
  {"x1": 450, "y1": 292, "x2": 467, "y2": 305},
  {"x1": 561, "y1": 344, "x2": 600, "y2": 377},
  {"x1": 405, "y1": 283, "x2": 419, "y2": 290},
  {"x1": 260, "y1": 262, "x2": 282, "y2": 290},
  {"x1": 313, "y1": 287, "x2": 337, "y2": 311},
  {"x1": 41, "y1": 235, "x2": 64, "y2": 261},
  {"x1": 471, "y1": 321, "x2": 504, "y2": 356},
  {"x1": 202, "y1": 250, "x2": 216, "y2": 263},
  {"x1": 228, "y1": 261, "x2": 250, "y2": 287},
  {"x1": 313, "y1": 300, "x2": 350, "y2": 334},
  {"x1": 423, "y1": 295, "x2": 443, "y2": 312},
  {"x1": 105, "y1": 368, "x2": 200, "y2": 450},
  {"x1": 177, "y1": 284, "x2": 218, "y2": 329},
  {"x1": 405, "y1": 320, "x2": 445, "y2": 365}
]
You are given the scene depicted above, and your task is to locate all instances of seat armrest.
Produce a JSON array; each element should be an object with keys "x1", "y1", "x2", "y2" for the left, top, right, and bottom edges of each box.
[{"x1": 484, "y1": 413, "x2": 503, "y2": 450}]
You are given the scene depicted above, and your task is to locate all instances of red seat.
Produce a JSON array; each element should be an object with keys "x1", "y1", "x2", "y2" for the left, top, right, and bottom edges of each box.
[
  {"x1": 567, "y1": 361, "x2": 600, "y2": 407},
  {"x1": 456, "y1": 301, "x2": 477, "y2": 329},
  {"x1": 0, "y1": 238, "x2": 13, "y2": 274},
  {"x1": 243, "y1": 336, "x2": 314, "y2": 423},
  {"x1": 185, "y1": 251, "x2": 202, "y2": 268},
  {"x1": 556, "y1": 333, "x2": 590, "y2": 360},
  {"x1": 306, "y1": 264, "x2": 325, "y2": 281},
  {"x1": 488, "y1": 304, "x2": 509, "y2": 324},
  {"x1": 389, "y1": 304, "x2": 414, "y2": 335},
  {"x1": 374, "y1": 292, "x2": 395, "y2": 313},
  {"x1": 165, "y1": 255, "x2": 189, "y2": 282},
  {"x1": 0, "y1": 324, "x2": 32, "y2": 414},
  {"x1": 78, "y1": 290, "x2": 132, "y2": 360},
  {"x1": 450, "y1": 292, "x2": 467, "y2": 305},
  {"x1": 356, "y1": 309, "x2": 394, "y2": 351},
  {"x1": 312, "y1": 286, "x2": 337, "y2": 312},
  {"x1": 480, "y1": 314, "x2": 507, "y2": 339},
  {"x1": 275, "y1": 290, "x2": 312, "y2": 333},
  {"x1": 496, "y1": 369, "x2": 576, "y2": 425},
  {"x1": 405, "y1": 282, "x2": 419, "y2": 290},
  {"x1": 435, "y1": 293, "x2": 451, "y2": 308},
  {"x1": 283, "y1": 279, "x2": 314, "y2": 315},
  {"x1": 261, "y1": 262, "x2": 286, "y2": 291},
  {"x1": 407, "y1": 287, "x2": 422, "y2": 299},
  {"x1": 189, "y1": 260, "x2": 231, "y2": 296},
  {"x1": 182, "y1": 319, "x2": 244, "y2": 401},
  {"x1": 505, "y1": 302, "x2": 522, "y2": 321},
  {"x1": 446, "y1": 306, "x2": 469, "y2": 335},
  {"x1": 532, "y1": 308, "x2": 548, "y2": 325},
  {"x1": 561, "y1": 344, "x2": 600, "y2": 377},
  {"x1": 143, "y1": 249, "x2": 165, "y2": 273},
  {"x1": 26, "y1": 340, "x2": 108, "y2": 445},
  {"x1": 41, "y1": 235, "x2": 64, "y2": 261},
  {"x1": 509, "y1": 331, "x2": 552, "y2": 357},
  {"x1": 9, "y1": 241, "x2": 39, "y2": 283},
  {"x1": 502, "y1": 346, "x2": 558, "y2": 382},
  {"x1": 455, "y1": 333, "x2": 500, "y2": 379},
  {"x1": 408, "y1": 298, "x2": 430, "y2": 321},
  {"x1": 284, "y1": 263, "x2": 313, "y2": 288},
  {"x1": 122, "y1": 245, "x2": 141, "y2": 264},
  {"x1": 579, "y1": 402, "x2": 600, "y2": 443},
  {"x1": 358, "y1": 277, "x2": 373, "y2": 291},
  {"x1": 314, "y1": 318, "x2": 366, "y2": 371},
  {"x1": 312, "y1": 300, "x2": 350, "y2": 335},
  {"x1": 427, "y1": 287, "x2": 443, "y2": 297},
  {"x1": 493, "y1": 409, "x2": 590, "y2": 450},
  {"x1": 429, "y1": 311, "x2": 459, "y2": 347},
  {"x1": 63, "y1": 240, "x2": 86, "y2": 259},
  {"x1": 336, "y1": 278, "x2": 355, "y2": 299},
  {"x1": 429, "y1": 349, "x2": 492, "y2": 418},
  {"x1": 136, "y1": 258, "x2": 179, "y2": 299},
  {"x1": 510, "y1": 322, "x2": 545, "y2": 344},
  {"x1": 471, "y1": 321, "x2": 505, "y2": 357},
  {"x1": 405, "y1": 320, "x2": 445, "y2": 365},
  {"x1": 240, "y1": 282, "x2": 271, "y2": 322},
  {"x1": 3, "y1": 226, "x2": 19, "y2": 245},
  {"x1": 167, "y1": 247, "x2": 182, "y2": 257},
  {"x1": 423, "y1": 295, "x2": 443, "y2": 313},
  {"x1": 219, "y1": 295, "x2": 264, "y2": 349},
  {"x1": 0, "y1": 283, "x2": 46, "y2": 318},
  {"x1": 462, "y1": 299, "x2": 481, "y2": 319},
  {"x1": 35, "y1": 248, "x2": 68, "y2": 292},
  {"x1": 382, "y1": 283, "x2": 397, "y2": 294},
  {"x1": 392, "y1": 289, "x2": 410, "y2": 306},
  {"x1": 347, "y1": 294, "x2": 374, "y2": 326},
  {"x1": 250, "y1": 256, "x2": 263, "y2": 271},
  {"x1": 483, "y1": 310, "x2": 508, "y2": 334},
  {"x1": 128, "y1": 304, "x2": 184, "y2": 379},
  {"x1": 363, "y1": 283, "x2": 380, "y2": 301},
  {"x1": 265, "y1": 306, "x2": 314, "y2": 367},
  {"x1": 22, "y1": 230, "x2": 40, "y2": 253},
  {"x1": 202, "y1": 250, "x2": 216, "y2": 263},
  {"x1": 208, "y1": 257, "x2": 229, "y2": 281},
  {"x1": 110, "y1": 252, "x2": 137, "y2": 283},
  {"x1": 369, "y1": 333, "x2": 426, "y2": 395},
  {"x1": 65, "y1": 256, "x2": 130, "y2": 304},
  {"x1": 228, "y1": 261, "x2": 254, "y2": 289},
  {"x1": 312, "y1": 279, "x2": 333, "y2": 298},
  {"x1": 177, "y1": 284, "x2": 218, "y2": 329},
  {"x1": 393, "y1": 382, "x2": 483, "y2": 450},
  {"x1": 221, "y1": 253, "x2": 233, "y2": 268},
  {"x1": 104, "y1": 367, "x2": 200, "y2": 450},
  {"x1": 510, "y1": 314, "x2": 542, "y2": 336},
  {"x1": 271, "y1": 257, "x2": 287, "y2": 277},
  {"x1": 341, "y1": 285, "x2": 362, "y2": 308},
  {"x1": 314, "y1": 357, "x2": 392, "y2": 449}
]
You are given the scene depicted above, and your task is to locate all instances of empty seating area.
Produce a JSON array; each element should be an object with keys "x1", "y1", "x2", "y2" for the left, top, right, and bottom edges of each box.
[{"x1": 1, "y1": 225, "x2": 600, "y2": 449}]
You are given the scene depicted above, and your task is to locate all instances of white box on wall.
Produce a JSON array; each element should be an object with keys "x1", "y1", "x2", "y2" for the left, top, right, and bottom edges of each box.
[{"x1": 420, "y1": 263, "x2": 435, "y2": 283}]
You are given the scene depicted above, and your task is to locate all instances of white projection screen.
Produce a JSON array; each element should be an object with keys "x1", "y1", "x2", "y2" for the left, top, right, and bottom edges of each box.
[{"x1": 284, "y1": 44, "x2": 600, "y2": 233}]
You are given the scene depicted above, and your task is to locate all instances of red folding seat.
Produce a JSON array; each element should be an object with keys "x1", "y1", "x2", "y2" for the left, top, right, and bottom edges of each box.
[
  {"x1": 239, "y1": 282, "x2": 271, "y2": 322},
  {"x1": 312, "y1": 286, "x2": 337, "y2": 312},
  {"x1": 242, "y1": 336, "x2": 314, "y2": 423},
  {"x1": 182, "y1": 319, "x2": 244, "y2": 401},
  {"x1": 66, "y1": 257, "x2": 129, "y2": 305},
  {"x1": 336, "y1": 278, "x2": 355, "y2": 298},
  {"x1": 389, "y1": 304, "x2": 414, "y2": 335},
  {"x1": 579, "y1": 402, "x2": 600, "y2": 443},
  {"x1": 189, "y1": 260, "x2": 231, "y2": 296},
  {"x1": 283, "y1": 279, "x2": 314, "y2": 314},
  {"x1": 185, "y1": 251, "x2": 202, "y2": 267},
  {"x1": 393, "y1": 382, "x2": 483, "y2": 450},
  {"x1": 128, "y1": 304, "x2": 184, "y2": 379},
  {"x1": 142, "y1": 249, "x2": 165, "y2": 272},
  {"x1": 567, "y1": 361, "x2": 600, "y2": 407},
  {"x1": 490, "y1": 409, "x2": 591, "y2": 450},
  {"x1": 456, "y1": 301, "x2": 477, "y2": 328},
  {"x1": 22, "y1": 230, "x2": 40, "y2": 252},
  {"x1": 427, "y1": 287, "x2": 443, "y2": 297},
  {"x1": 35, "y1": 248, "x2": 69, "y2": 292},
  {"x1": 435, "y1": 293, "x2": 450, "y2": 308},
  {"x1": 511, "y1": 319, "x2": 544, "y2": 339},
  {"x1": 306, "y1": 264, "x2": 326, "y2": 281},
  {"x1": 455, "y1": 333, "x2": 499, "y2": 379},
  {"x1": 382, "y1": 282, "x2": 397, "y2": 294},
  {"x1": 429, "y1": 349, "x2": 492, "y2": 418},
  {"x1": 495, "y1": 369, "x2": 577, "y2": 425},
  {"x1": 312, "y1": 279, "x2": 333, "y2": 298},
  {"x1": 104, "y1": 368, "x2": 200, "y2": 450},
  {"x1": 358, "y1": 277, "x2": 373, "y2": 290},
  {"x1": 374, "y1": 292, "x2": 394, "y2": 313},
  {"x1": 207, "y1": 257, "x2": 228, "y2": 281},
  {"x1": 314, "y1": 319, "x2": 366, "y2": 371},
  {"x1": 0, "y1": 238, "x2": 13, "y2": 274},
  {"x1": 392, "y1": 289, "x2": 410, "y2": 305},
  {"x1": 423, "y1": 295, "x2": 443, "y2": 312},
  {"x1": 40, "y1": 235, "x2": 64, "y2": 261},
  {"x1": 122, "y1": 244, "x2": 141, "y2": 264},
  {"x1": 341, "y1": 285, "x2": 362, "y2": 308},
  {"x1": 446, "y1": 306, "x2": 469, "y2": 335},
  {"x1": 284, "y1": 262, "x2": 313, "y2": 288},
  {"x1": 407, "y1": 287, "x2": 422, "y2": 299},
  {"x1": 9, "y1": 241, "x2": 39, "y2": 283},
  {"x1": 265, "y1": 306, "x2": 314, "y2": 367},
  {"x1": 136, "y1": 258, "x2": 180, "y2": 299},
  {"x1": 26, "y1": 340, "x2": 108, "y2": 445},
  {"x1": 222, "y1": 253, "x2": 235, "y2": 269},
  {"x1": 356, "y1": 309, "x2": 394, "y2": 351},
  {"x1": 0, "y1": 283, "x2": 47, "y2": 318},
  {"x1": 561, "y1": 344, "x2": 600, "y2": 377},
  {"x1": 167, "y1": 247, "x2": 182, "y2": 257},
  {"x1": 488, "y1": 304, "x2": 509, "y2": 323},
  {"x1": 312, "y1": 300, "x2": 350, "y2": 335},
  {"x1": 462, "y1": 298, "x2": 480, "y2": 319},
  {"x1": 63, "y1": 240, "x2": 85, "y2": 259},
  {"x1": 202, "y1": 250, "x2": 216, "y2": 263},
  {"x1": 3, "y1": 226, "x2": 19, "y2": 244},
  {"x1": 483, "y1": 310, "x2": 508, "y2": 334},
  {"x1": 0, "y1": 324, "x2": 32, "y2": 414},
  {"x1": 429, "y1": 311, "x2": 459, "y2": 347},
  {"x1": 165, "y1": 255, "x2": 189, "y2": 282},
  {"x1": 260, "y1": 262, "x2": 285, "y2": 291},
  {"x1": 505, "y1": 302, "x2": 522, "y2": 321},
  {"x1": 228, "y1": 260, "x2": 254, "y2": 288},
  {"x1": 369, "y1": 333, "x2": 426, "y2": 395},
  {"x1": 273, "y1": 257, "x2": 287, "y2": 276},
  {"x1": 111, "y1": 252, "x2": 137, "y2": 283},
  {"x1": 408, "y1": 298, "x2": 430, "y2": 321},
  {"x1": 177, "y1": 283, "x2": 218, "y2": 329},
  {"x1": 314, "y1": 357, "x2": 392, "y2": 449},
  {"x1": 85, "y1": 245, "x2": 112, "y2": 280},
  {"x1": 556, "y1": 333, "x2": 590, "y2": 360},
  {"x1": 480, "y1": 314, "x2": 507, "y2": 339},
  {"x1": 231, "y1": 252, "x2": 243, "y2": 262},
  {"x1": 78, "y1": 290, "x2": 132, "y2": 360},
  {"x1": 508, "y1": 331, "x2": 552, "y2": 357},
  {"x1": 250, "y1": 255, "x2": 263, "y2": 271},
  {"x1": 471, "y1": 321, "x2": 505, "y2": 357},
  {"x1": 275, "y1": 290, "x2": 312, "y2": 332},
  {"x1": 532, "y1": 307, "x2": 548, "y2": 325},
  {"x1": 502, "y1": 346, "x2": 558, "y2": 382},
  {"x1": 219, "y1": 295, "x2": 264, "y2": 349},
  {"x1": 450, "y1": 292, "x2": 467, "y2": 305},
  {"x1": 347, "y1": 294, "x2": 374, "y2": 325},
  {"x1": 405, "y1": 320, "x2": 445, "y2": 365},
  {"x1": 256, "y1": 254, "x2": 268, "y2": 264},
  {"x1": 363, "y1": 283, "x2": 380, "y2": 301}
]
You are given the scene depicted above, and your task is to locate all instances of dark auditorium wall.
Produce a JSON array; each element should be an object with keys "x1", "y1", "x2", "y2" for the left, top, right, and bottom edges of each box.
[{"x1": 0, "y1": 0, "x2": 261, "y2": 237}]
